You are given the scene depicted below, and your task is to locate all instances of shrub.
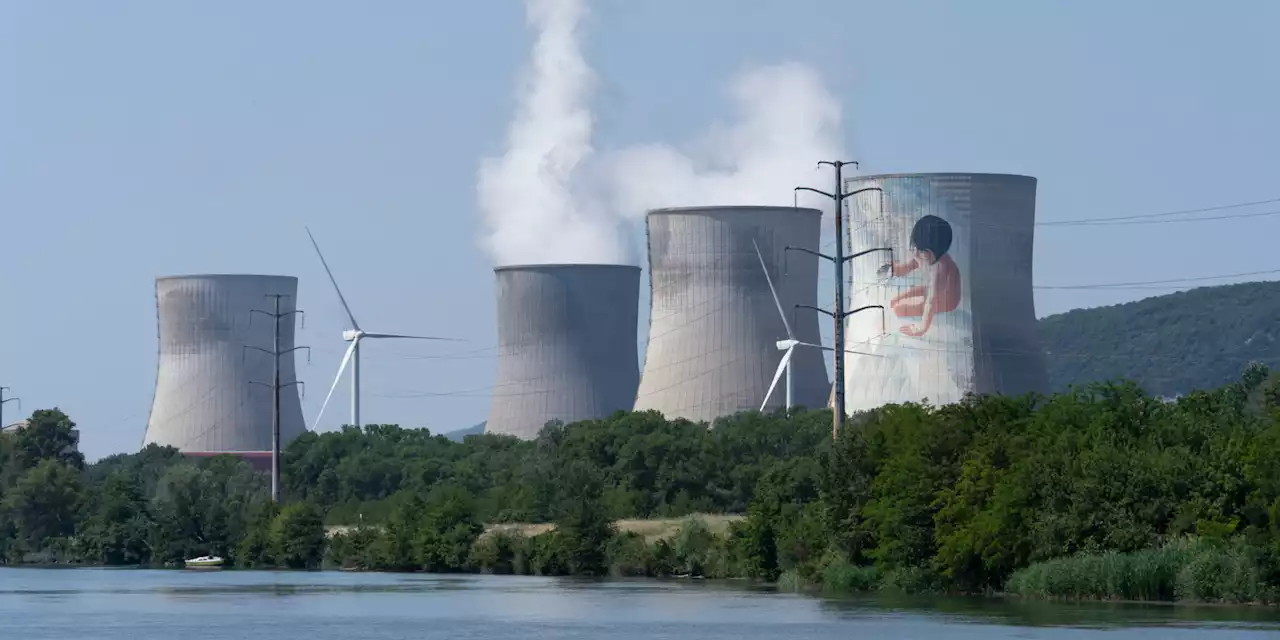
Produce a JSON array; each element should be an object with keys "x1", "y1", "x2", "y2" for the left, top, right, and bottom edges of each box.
[
  {"x1": 818, "y1": 554, "x2": 881, "y2": 593},
  {"x1": 1007, "y1": 537, "x2": 1276, "y2": 604}
]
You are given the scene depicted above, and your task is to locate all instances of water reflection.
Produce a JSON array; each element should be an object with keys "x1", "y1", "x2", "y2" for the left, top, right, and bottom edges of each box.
[
  {"x1": 817, "y1": 592, "x2": 1280, "y2": 630},
  {"x1": 2, "y1": 567, "x2": 1279, "y2": 638}
]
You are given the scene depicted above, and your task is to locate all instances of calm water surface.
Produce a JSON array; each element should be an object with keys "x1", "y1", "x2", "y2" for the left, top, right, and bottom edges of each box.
[{"x1": 2, "y1": 568, "x2": 1280, "y2": 639}]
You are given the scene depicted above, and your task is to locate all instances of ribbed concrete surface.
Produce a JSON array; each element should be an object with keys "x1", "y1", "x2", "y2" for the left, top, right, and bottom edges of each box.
[
  {"x1": 635, "y1": 206, "x2": 829, "y2": 423},
  {"x1": 144, "y1": 275, "x2": 306, "y2": 452},
  {"x1": 485, "y1": 264, "x2": 641, "y2": 439},
  {"x1": 841, "y1": 173, "x2": 1047, "y2": 411}
]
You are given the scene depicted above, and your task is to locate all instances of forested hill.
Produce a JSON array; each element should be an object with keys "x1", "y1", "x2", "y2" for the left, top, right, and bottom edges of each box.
[
  {"x1": 444, "y1": 422, "x2": 486, "y2": 442},
  {"x1": 1039, "y1": 280, "x2": 1280, "y2": 397}
]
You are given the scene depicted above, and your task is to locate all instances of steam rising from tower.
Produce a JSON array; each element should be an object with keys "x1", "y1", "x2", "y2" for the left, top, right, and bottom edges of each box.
[
  {"x1": 599, "y1": 63, "x2": 845, "y2": 217},
  {"x1": 476, "y1": 0, "x2": 627, "y2": 266},
  {"x1": 476, "y1": 0, "x2": 847, "y2": 266}
]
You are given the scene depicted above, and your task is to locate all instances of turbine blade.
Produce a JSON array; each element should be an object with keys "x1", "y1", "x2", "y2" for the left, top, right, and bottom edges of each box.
[
  {"x1": 313, "y1": 339, "x2": 358, "y2": 431},
  {"x1": 360, "y1": 333, "x2": 462, "y2": 341},
  {"x1": 760, "y1": 346, "x2": 795, "y2": 412},
  {"x1": 305, "y1": 226, "x2": 361, "y2": 331},
  {"x1": 753, "y1": 239, "x2": 794, "y2": 339}
]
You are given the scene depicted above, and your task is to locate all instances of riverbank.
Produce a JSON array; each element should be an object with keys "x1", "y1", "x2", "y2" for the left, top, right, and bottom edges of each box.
[
  {"x1": 322, "y1": 513, "x2": 1280, "y2": 606},
  {"x1": 8, "y1": 526, "x2": 1280, "y2": 608},
  {"x1": 323, "y1": 514, "x2": 745, "y2": 541}
]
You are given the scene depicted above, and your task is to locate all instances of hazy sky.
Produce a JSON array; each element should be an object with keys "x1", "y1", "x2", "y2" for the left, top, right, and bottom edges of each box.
[{"x1": 3, "y1": 0, "x2": 1278, "y2": 460}]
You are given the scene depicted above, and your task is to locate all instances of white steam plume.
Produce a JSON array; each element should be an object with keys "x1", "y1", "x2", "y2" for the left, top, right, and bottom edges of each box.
[
  {"x1": 476, "y1": 0, "x2": 627, "y2": 266},
  {"x1": 478, "y1": 0, "x2": 846, "y2": 266},
  {"x1": 598, "y1": 63, "x2": 845, "y2": 219}
]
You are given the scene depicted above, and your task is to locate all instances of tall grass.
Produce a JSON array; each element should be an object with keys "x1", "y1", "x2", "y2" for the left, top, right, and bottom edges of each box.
[
  {"x1": 1006, "y1": 537, "x2": 1275, "y2": 603},
  {"x1": 775, "y1": 554, "x2": 882, "y2": 593},
  {"x1": 819, "y1": 555, "x2": 881, "y2": 593}
]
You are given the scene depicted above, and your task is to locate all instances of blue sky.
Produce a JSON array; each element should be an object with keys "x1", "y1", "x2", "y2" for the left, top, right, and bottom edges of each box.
[{"x1": 2, "y1": 0, "x2": 1278, "y2": 459}]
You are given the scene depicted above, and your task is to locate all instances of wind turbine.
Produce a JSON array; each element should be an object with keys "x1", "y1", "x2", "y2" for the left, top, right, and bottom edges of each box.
[
  {"x1": 755, "y1": 241, "x2": 821, "y2": 411},
  {"x1": 754, "y1": 240, "x2": 883, "y2": 412},
  {"x1": 306, "y1": 227, "x2": 456, "y2": 430}
]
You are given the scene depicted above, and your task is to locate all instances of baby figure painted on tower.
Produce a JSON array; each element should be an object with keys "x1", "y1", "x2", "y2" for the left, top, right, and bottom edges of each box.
[{"x1": 876, "y1": 214, "x2": 961, "y2": 337}]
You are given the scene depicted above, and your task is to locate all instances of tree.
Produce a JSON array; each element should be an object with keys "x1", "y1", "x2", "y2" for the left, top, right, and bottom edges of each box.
[
  {"x1": 149, "y1": 464, "x2": 217, "y2": 564},
  {"x1": 270, "y1": 502, "x2": 326, "y2": 569},
  {"x1": 554, "y1": 461, "x2": 614, "y2": 576},
  {"x1": 78, "y1": 471, "x2": 152, "y2": 565},
  {"x1": 149, "y1": 456, "x2": 267, "y2": 564},
  {"x1": 9, "y1": 408, "x2": 84, "y2": 472},
  {"x1": 1, "y1": 459, "x2": 84, "y2": 554},
  {"x1": 236, "y1": 501, "x2": 280, "y2": 568},
  {"x1": 736, "y1": 504, "x2": 779, "y2": 581},
  {"x1": 375, "y1": 492, "x2": 429, "y2": 571},
  {"x1": 0, "y1": 430, "x2": 14, "y2": 491},
  {"x1": 822, "y1": 420, "x2": 875, "y2": 564},
  {"x1": 416, "y1": 484, "x2": 483, "y2": 572}
]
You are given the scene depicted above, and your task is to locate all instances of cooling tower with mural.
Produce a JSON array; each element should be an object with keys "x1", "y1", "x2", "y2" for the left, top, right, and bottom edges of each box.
[{"x1": 840, "y1": 173, "x2": 1047, "y2": 411}]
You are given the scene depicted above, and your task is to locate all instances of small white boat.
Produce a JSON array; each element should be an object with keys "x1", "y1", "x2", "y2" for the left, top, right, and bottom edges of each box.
[{"x1": 184, "y1": 555, "x2": 225, "y2": 569}]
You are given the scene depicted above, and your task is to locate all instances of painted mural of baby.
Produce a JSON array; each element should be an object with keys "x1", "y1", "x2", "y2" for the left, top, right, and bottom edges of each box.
[{"x1": 877, "y1": 215, "x2": 961, "y2": 338}]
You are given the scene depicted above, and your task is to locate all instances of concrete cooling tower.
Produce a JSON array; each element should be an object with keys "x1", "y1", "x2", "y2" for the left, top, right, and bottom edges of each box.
[
  {"x1": 485, "y1": 264, "x2": 641, "y2": 439},
  {"x1": 634, "y1": 206, "x2": 829, "y2": 423},
  {"x1": 840, "y1": 173, "x2": 1048, "y2": 412},
  {"x1": 144, "y1": 275, "x2": 306, "y2": 453}
]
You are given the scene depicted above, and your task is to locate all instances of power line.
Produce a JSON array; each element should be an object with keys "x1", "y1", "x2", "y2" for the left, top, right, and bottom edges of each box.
[
  {"x1": 1035, "y1": 268, "x2": 1280, "y2": 290},
  {"x1": 821, "y1": 196, "x2": 1280, "y2": 231},
  {"x1": 1039, "y1": 197, "x2": 1280, "y2": 226},
  {"x1": 368, "y1": 328, "x2": 1276, "y2": 406},
  {"x1": 1046, "y1": 208, "x2": 1280, "y2": 227}
]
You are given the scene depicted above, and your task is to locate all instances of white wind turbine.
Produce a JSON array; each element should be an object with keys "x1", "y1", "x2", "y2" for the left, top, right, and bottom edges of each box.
[
  {"x1": 306, "y1": 228, "x2": 457, "y2": 430},
  {"x1": 755, "y1": 240, "x2": 882, "y2": 412}
]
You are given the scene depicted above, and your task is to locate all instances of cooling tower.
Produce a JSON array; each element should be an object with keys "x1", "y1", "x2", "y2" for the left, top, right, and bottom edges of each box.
[
  {"x1": 485, "y1": 264, "x2": 641, "y2": 439},
  {"x1": 841, "y1": 173, "x2": 1048, "y2": 411},
  {"x1": 144, "y1": 274, "x2": 306, "y2": 453},
  {"x1": 635, "y1": 206, "x2": 829, "y2": 423}
]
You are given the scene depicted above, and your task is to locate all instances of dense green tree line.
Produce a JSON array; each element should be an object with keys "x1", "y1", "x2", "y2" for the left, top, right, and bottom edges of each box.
[
  {"x1": 0, "y1": 411, "x2": 324, "y2": 568},
  {"x1": 0, "y1": 403, "x2": 826, "y2": 569},
  {"x1": 7, "y1": 364, "x2": 1280, "y2": 603},
  {"x1": 283, "y1": 409, "x2": 831, "y2": 526}
]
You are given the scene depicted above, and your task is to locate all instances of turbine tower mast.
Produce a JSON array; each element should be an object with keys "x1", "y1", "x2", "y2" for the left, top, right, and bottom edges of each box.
[
  {"x1": 351, "y1": 335, "x2": 360, "y2": 430},
  {"x1": 305, "y1": 228, "x2": 458, "y2": 430}
]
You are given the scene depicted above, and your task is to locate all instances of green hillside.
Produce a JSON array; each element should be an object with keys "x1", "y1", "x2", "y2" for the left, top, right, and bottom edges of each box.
[
  {"x1": 1038, "y1": 280, "x2": 1280, "y2": 397},
  {"x1": 443, "y1": 422, "x2": 486, "y2": 442}
]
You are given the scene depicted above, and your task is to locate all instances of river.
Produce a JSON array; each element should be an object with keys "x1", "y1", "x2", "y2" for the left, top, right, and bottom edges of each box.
[{"x1": 2, "y1": 568, "x2": 1279, "y2": 638}]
